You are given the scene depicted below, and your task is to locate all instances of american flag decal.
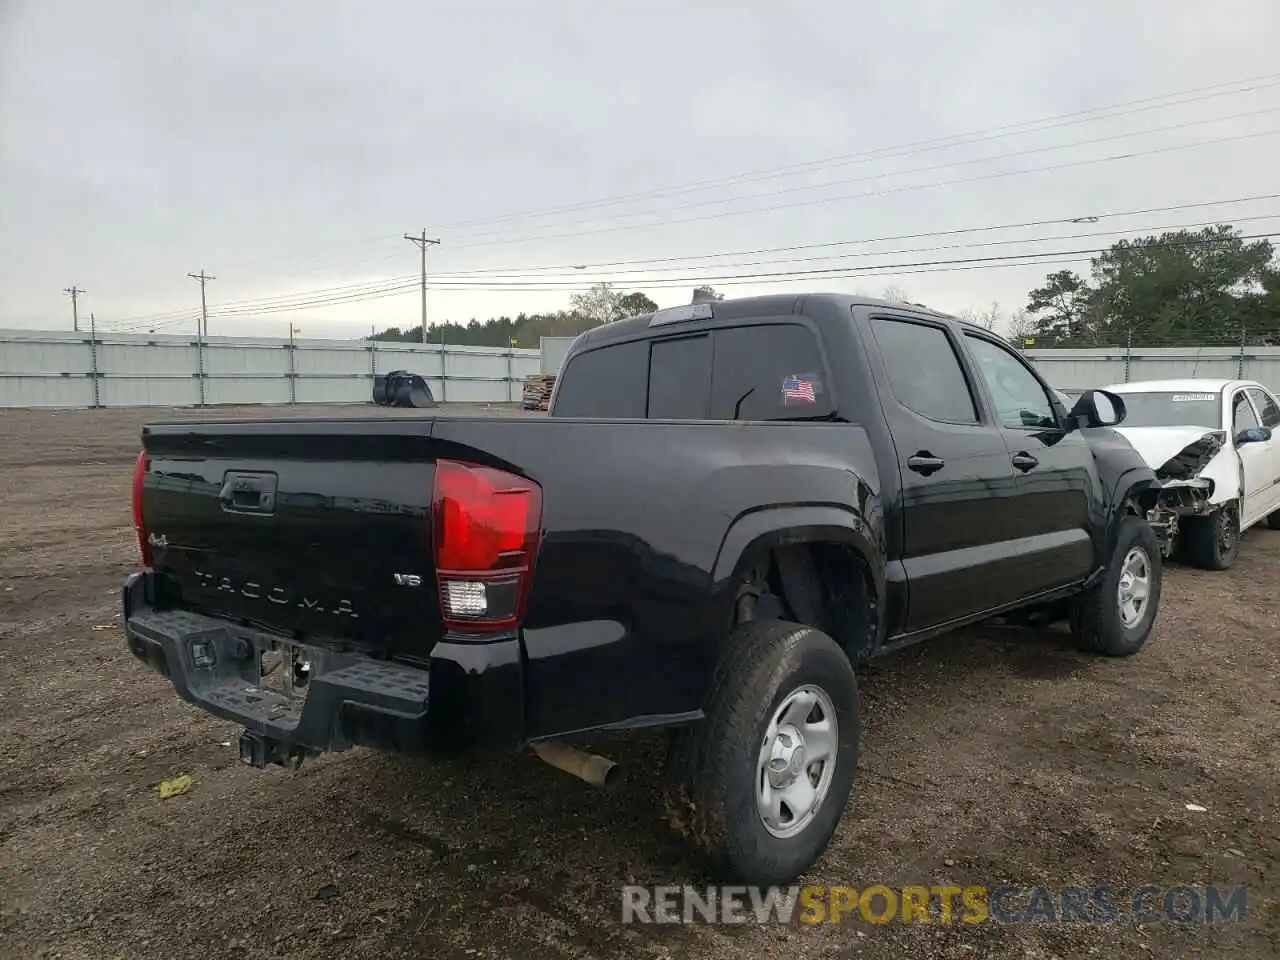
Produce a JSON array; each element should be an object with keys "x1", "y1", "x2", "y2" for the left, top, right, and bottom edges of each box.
[{"x1": 782, "y1": 376, "x2": 816, "y2": 404}]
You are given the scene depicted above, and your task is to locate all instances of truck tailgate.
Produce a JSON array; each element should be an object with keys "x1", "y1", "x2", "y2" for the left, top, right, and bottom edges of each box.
[{"x1": 141, "y1": 420, "x2": 444, "y2": 659}]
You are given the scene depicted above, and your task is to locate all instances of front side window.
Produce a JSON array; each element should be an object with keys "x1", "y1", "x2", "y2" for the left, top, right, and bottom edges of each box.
[
  {"x1": 964, "y1": 334, "x2": 1058, "y2": 429},
  {"x1": 1233, "y1": 391, "x2": 1261, "y2": 433},
  {"x1": 1246, "y1": 387, "x2": 1280, "y2": 429}
]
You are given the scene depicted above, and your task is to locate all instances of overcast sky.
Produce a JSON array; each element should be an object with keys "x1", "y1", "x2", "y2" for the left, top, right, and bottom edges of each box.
[{"x1": 2, "y1": 0, "x2": 1278, "y2": 340}]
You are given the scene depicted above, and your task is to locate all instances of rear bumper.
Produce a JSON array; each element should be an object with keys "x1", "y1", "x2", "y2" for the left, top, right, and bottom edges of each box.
[{"x1": 122, "y1": 571, "x2": 525, "y2": 760}]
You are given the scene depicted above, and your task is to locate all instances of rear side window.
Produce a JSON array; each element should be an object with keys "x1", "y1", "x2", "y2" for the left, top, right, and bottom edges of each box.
[
  {"x1": 870, "y1": 318, "x2": 978, "y2": 423},
  {"x1": 710, "y1": 324, "x2": 832, "y2": 420},
  {"x1": 552, "y1": 340, "x2": 648, "y2": 417},
  {"x1": 649, "y1": 335, "x2": 712, "y2": 418},
  {"x1": 553, "y1": 321, "x2": 831, "y2": 420}
]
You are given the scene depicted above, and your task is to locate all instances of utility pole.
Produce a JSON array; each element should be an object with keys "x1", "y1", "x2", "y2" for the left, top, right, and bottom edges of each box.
[
  {"x1": 403, "y1": 229, "x2": 440, "y2": 344},
  {"x1": 64, "y1": 286, "x2": 85, "y2": 332},
  {"x1": 187, "y1": 270, "x2": 216, "y2": 338}
]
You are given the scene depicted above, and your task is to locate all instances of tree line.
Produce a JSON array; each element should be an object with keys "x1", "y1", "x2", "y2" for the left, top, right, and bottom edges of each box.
[
  {"x1": 369, "y1": 286, "x2": 723, "y2": 347},
  {"x1": 370, "y1": 227, "x2": 1280, "y2": 349},
  {"x1": 1022, "y1": 225, "x2": 1279, "y2": 347}
]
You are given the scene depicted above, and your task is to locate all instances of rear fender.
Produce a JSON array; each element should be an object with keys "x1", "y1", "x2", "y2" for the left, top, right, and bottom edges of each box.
[{"x1": 712, "y1": 505, "x2": 885, "y2": 642}]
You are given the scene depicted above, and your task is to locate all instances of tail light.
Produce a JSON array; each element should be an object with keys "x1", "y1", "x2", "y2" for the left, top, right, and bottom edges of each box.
[
  {"x1": 431, "y1": 459, "x2": 542, "y2": 631},
  {"x1": 133, "y1": 450, "x2": 153, "y2": 567}
]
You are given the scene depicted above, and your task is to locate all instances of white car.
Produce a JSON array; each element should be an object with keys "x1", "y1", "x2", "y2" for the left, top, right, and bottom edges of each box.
[{"x1": 1097, "y1": 378, "x2": 1280, "y2": 569}]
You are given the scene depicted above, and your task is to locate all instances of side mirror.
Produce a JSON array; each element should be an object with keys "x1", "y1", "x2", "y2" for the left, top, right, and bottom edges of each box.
[
  {"x1": 1236, "y1": 426, "x2": 1272, "y2": 446},
  {"x1": 1069, "y1": 389, "x2": 1127, "y2": 429}
]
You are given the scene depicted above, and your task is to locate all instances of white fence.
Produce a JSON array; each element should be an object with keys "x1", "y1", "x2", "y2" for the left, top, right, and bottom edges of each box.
[
  {"x1": 0, "y1": 328, "x2": 540, "y2": 408},
  {"x1": 539, "y1": 336, "x2": 577, "y2": 375},
  {"x1": 1026, "y1": 345, "x2": 1280, "y2": 392},
  {"x1": 10, "y1": 328, "x2": 1277, "y2": 409}
]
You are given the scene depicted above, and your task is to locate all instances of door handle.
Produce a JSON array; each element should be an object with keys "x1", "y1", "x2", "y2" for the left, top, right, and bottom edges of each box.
[
  {"x1": 906, "y1": 452, "x2": 945, "y2": 476},
  {"x1": 1012, "y1": 452, "x2": 1039, "y2": 472}
]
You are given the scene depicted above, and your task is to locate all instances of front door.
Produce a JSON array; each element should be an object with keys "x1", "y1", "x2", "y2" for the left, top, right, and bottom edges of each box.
[
  {"x1": 1243, "y1": 387, "x2": 1280, "y2": 521},
  {"x1": 865, "y1": 315, "x2": 1029, "y2": 633},
  {"x1": 1231, "y1": 389, "x2": 1277, "y2": 527},
  {"x1": 961, "y1": 331, "x2": 1096, "y2": 595}
]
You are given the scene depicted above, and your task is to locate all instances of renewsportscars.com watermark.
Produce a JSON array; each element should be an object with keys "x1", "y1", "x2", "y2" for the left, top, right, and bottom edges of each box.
[{"x1": 621, "y1": 884, "x2": 1248, "y2": 926}]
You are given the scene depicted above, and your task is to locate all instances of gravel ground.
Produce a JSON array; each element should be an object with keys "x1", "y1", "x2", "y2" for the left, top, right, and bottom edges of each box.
[{"x1": 0, "y1": 405, "x2": 1277, "y2": 960}]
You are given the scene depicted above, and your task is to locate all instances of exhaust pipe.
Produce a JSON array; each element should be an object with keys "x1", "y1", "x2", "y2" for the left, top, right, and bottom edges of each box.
[{"x1": 531, "y1": 741, "x2": 620, "y2": 788}]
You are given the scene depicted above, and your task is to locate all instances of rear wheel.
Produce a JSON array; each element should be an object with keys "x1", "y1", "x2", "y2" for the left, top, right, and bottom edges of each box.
[
  {"x1": 1266, "y1": 509, "x2": 1280, "y2": 531},
  {"x1": 663, "y1": 619, "x2": 858, "y2": 886},
  {"x1": 1070, "y1": 515, "x2": 1162, "y2": 657},
  {"x1": 1182, "y1": 502, "x2": 1241, "y2": 570}
]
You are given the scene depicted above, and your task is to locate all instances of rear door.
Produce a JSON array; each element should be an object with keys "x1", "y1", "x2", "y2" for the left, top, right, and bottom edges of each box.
[
  {"x1": 864, "y1": 314, "x2": 1028, "y2": 631},
  {"x1": 961, "y1": 331, "x2": 1096, "y2": 593}
]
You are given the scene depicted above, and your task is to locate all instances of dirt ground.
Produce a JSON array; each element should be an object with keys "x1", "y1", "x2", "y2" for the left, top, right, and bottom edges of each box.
[{"x1": 0, "y1": 404, "x2": 1276, "y2": 960}]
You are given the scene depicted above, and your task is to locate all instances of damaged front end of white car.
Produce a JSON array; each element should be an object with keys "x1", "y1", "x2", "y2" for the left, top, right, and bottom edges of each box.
[{"x1": 1115, "y1": 426, "x2": 1231, "y2": 558}]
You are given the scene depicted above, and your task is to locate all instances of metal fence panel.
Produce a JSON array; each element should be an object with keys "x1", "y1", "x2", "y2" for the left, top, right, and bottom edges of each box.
[
  {"x1": 1026, "y1": 346, "x2": 1280, "y2": 392},
  {"x1": 540, "y1": 336, "x2": 576, "y2": 375},
  {"x1": 0, "y1": 329, "x2": 539, "y2": 408}
]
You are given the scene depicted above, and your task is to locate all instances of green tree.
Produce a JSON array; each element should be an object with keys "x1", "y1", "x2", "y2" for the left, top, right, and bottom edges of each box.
[
  {"x1": 618, "y1": 292, "x2": 658, "y2": 316},
  {"x1": 691, "y1": 285, "x2": 725, "y2": 302},
  {"x1": 570, "y1": 282, "x2": 626, "y2": 324},
  {"x1": 1091, "y1": 226, "x2": 1275, "y2": 346},
  {"x1": 1025, "y1": 270, "x2": 1096, "y2": 344},
  {"x1": 1025, "y1": 226, "x2": 1279, "y2": 347}
]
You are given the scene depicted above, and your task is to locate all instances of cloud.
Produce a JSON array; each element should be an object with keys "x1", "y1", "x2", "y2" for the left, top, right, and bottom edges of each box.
[{"x1": 1, "y1": 0, "x2": 1277, "y2": 337}]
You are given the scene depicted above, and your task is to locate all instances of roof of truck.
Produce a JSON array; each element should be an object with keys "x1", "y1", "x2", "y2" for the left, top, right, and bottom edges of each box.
[{"x1": 574, "y1": 292, "x2": 963, "y2": 350}]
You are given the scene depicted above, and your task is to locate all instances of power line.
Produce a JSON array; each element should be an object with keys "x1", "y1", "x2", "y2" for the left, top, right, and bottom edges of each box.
[
  {"x1": 403, "y1": 230, "x2": 440, "y2": 344},
  {"x1": 99, "y1": 123, "x2": 1280, "y2": 330},
  {"x1": 63, "y1": 286, "x2": 85, "y2": 332},
  {"x1": 121, "y1": 231, "x2": 1280, "y2": 330},
  {"x1": 432, "y1": 72, "x2": 1280, "y2": 232},
  {"x1": 435, "y1": 213, "x2": 1280, "y2": 281},
  {"x1": 108, "y1": 257, "x2": 1105, "y2": 334},
  {"x1": 101, "y1": 194, "x2": 1280, "y2": 330},
  {"x1": 113, "y1": 71, "x2": 1280, "y2": 281},
  {"x1": 430, "y1": 194, "x2": 1280, "y2": 278},
  {"x1": 447, "y1": 126, "x2": 1280, "y2": 249},
  {"x1": 406, "y1": 231, "x2": 1280, "y2": 290}
]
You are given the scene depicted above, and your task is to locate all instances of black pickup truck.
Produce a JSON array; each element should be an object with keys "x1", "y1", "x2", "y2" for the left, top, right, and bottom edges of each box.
[{"x1": 124, "y1": 293, "x2": 1164, "y2": 885}]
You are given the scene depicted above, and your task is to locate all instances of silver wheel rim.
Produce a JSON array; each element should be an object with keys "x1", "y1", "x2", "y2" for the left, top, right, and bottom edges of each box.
[
  {"x1": 756, "y1": 684, "x2": 838, "y2": 839},
  {"x1": 1117, "y1": 546, "x2": 1151, "y2": 628}
]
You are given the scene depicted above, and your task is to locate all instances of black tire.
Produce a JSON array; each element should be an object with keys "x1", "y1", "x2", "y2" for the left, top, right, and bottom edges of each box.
[
  {"x1": 1265, "y1": 509, "x2": 1280, "y2": 531},
  {"x1": 1181, "y1": 502, "x2": 1241, "y2": 570},
  {"x1": 1070, "y1": 515, "x2": 1162, "y2": 657},
  {"x1": 663, "y1": 619, "x2": 859, "y2": 886}
]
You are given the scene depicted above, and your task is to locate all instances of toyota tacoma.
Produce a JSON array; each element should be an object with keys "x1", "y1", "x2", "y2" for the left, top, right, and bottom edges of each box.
[{"x1": 124, "y1": 293, "x2": 1165, "y2": 885}]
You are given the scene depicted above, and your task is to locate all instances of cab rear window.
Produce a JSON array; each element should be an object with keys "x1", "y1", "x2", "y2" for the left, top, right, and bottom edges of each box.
[{"x1": 551, "y1": 323, "x2": 831, "y2": 420}]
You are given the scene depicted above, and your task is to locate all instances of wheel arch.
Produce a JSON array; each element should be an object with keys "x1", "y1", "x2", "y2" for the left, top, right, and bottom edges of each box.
[{"x1": 712, "y1": 506, "x2": 885, "y2": 662}]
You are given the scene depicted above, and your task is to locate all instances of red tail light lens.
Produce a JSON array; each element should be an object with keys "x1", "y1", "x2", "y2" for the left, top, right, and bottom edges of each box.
[
  {"x1": 431, "y1": 460, "x2": 542, "y2": 631},
  {"x1": 133, "y1": 450, "x2": 153, "y2": 567}
]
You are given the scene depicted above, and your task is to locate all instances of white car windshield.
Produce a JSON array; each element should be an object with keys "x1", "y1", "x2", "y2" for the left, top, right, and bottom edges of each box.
[{"x1": 1113, "y1": 391, "x2": 1221, "y2": 429}]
